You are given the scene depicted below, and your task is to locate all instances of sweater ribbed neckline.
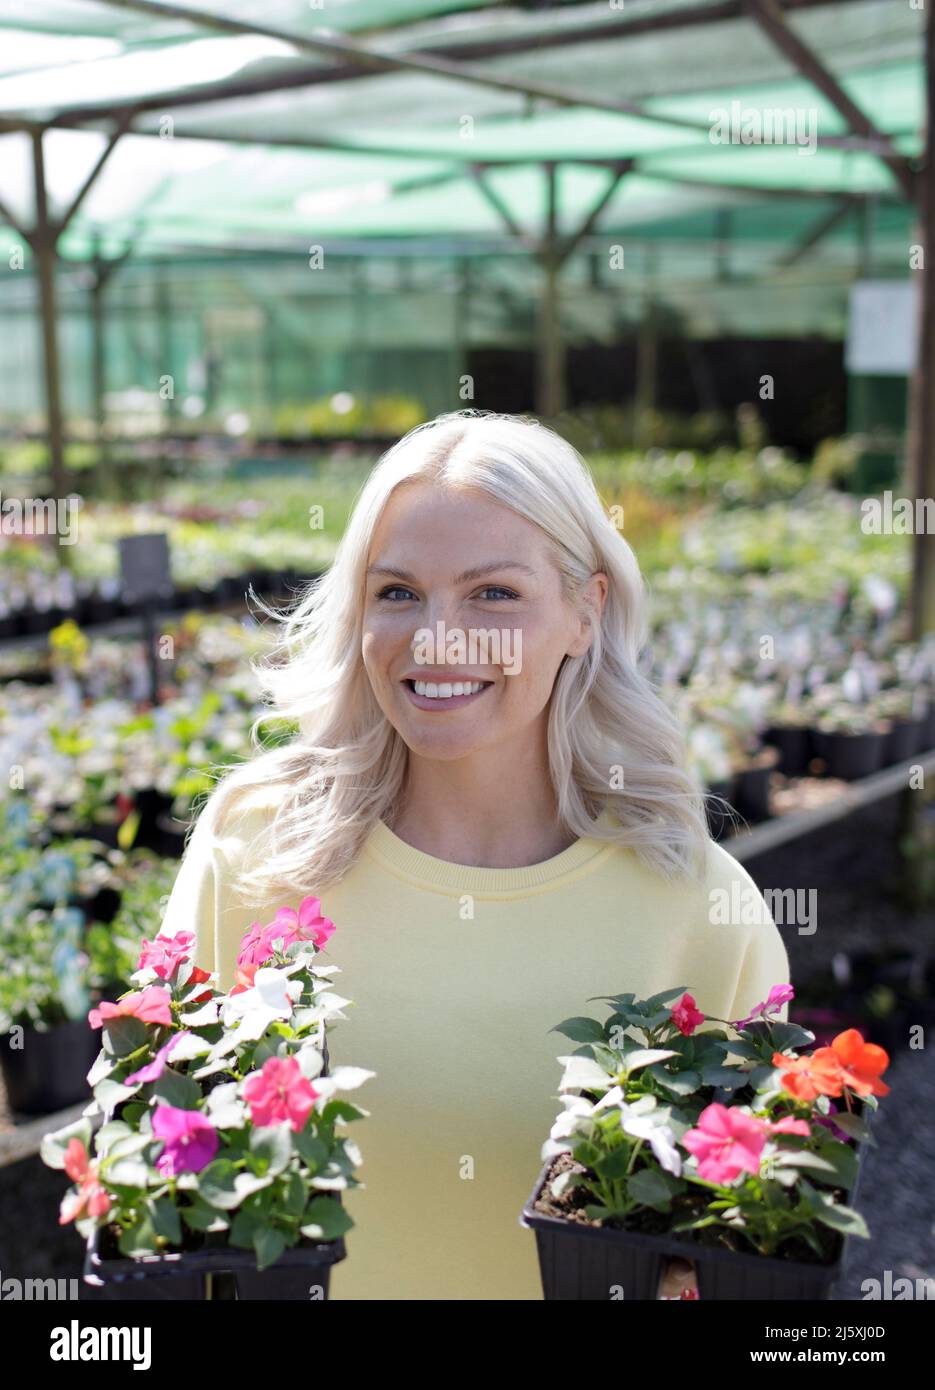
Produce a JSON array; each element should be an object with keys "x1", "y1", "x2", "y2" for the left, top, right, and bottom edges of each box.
[{"x1": 364, "y1": 807, "x2": 618, "y2": 895}]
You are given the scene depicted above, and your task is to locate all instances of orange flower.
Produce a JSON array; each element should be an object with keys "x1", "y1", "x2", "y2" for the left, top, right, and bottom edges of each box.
[
  {"x1": 772, "y1": 1048, "x2": 846, "y2": 1100},
  {"x1": 829, "y1": 1029, "x2": 890, "y2": 1097}
]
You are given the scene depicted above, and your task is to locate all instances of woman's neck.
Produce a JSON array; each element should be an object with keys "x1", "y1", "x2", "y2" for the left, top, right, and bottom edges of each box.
[{"x1": 387, "y1": 746, "x2": 577, "y2": 869}]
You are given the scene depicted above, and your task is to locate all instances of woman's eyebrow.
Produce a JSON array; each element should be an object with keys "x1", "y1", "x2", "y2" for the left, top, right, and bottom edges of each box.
[{"x1": 366, "y1": 561, "x2": 537, "y2": 584}]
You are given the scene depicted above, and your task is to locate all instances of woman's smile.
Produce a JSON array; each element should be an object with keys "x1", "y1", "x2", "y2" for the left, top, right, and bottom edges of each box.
[{"x1": 401, "y1": 672, "x2": 495, "y2": 710}]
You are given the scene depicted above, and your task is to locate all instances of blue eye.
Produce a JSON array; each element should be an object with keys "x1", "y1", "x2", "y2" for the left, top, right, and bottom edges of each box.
[
  {"x1": 376, "y1": 585, "x2": 416, "y2": 601},
  {"x1": 478, "y1": 586, "x2": 519, "y2": 600}
]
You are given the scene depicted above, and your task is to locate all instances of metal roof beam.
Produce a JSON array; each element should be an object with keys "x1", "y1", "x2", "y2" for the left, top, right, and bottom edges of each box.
[{"x1": 741, "y1": 0, "x2": 917, "y2": 199}]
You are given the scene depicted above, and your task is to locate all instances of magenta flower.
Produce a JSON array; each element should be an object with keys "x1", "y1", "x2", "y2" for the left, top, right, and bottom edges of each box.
[
  {"x1": 137, "y1": 931, "x2": 196, "y2": 981},
  {"x1": 152, "y1": 1104, "x2": 218, "y2": 1176},
  {"x1": 264, "y1": 896, "x2": 335, "y2": 952},
  {"x1": 125, "y1": 1032, "x2": 190, "y2": 1086},
  {"x1": 671, "y1": 992, "x2": 705, "y2": 1037},
  {"x1": 243, "y1": 1055, "x2": 320, "y2": 1132},
  {"x1": 733, "y1": 983, "x2": 795, "y2": 1031},
  {"x1": 236, "y1": 920, "x2": 274, "y2": 970},
  {"x1": 681, "y1": 1104, "x2": 767, "y2": 1183},
  {"x1": 813, "y1": 1103, "x2": 850, "y2": 1142}
]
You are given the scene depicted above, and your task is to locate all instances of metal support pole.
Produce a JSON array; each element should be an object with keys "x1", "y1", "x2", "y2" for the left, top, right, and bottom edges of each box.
[
  {"x1": 536, "y1": 163, "x2": 565, "y2": 418},
  {"x1": 31, "y1": 130, "x2": 66, "y2": 500},
  {"x1": 907, "y1": 3, "x2": 935, "y2": 641}
]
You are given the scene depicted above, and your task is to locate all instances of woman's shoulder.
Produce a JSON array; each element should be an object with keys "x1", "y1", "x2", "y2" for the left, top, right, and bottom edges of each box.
[{"x1": 188, "y1": 777, "x2": 286, "y2": 852}]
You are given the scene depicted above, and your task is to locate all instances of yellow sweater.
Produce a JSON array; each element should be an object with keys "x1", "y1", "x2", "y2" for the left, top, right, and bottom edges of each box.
[{"x1": 159, "y1": 789, "x2": 791, "y2": 1300}]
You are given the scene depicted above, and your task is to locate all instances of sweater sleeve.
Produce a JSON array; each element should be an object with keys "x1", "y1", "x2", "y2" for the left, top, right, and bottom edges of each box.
[
  {"x1": 158, "y1": 793, "x2": 224, "y2": 979},
  {"x1": 704, "y1": 840, "x2": 792, "y2": 1030}
]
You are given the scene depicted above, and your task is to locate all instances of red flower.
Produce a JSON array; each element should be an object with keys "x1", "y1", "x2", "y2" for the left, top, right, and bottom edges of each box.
[
  {"x1": 671, "y1": 992, "x2": 705, "y2": 1036},
  {"x1": 829, "y1": 1029, "x2": 890, "y2": 1098}
]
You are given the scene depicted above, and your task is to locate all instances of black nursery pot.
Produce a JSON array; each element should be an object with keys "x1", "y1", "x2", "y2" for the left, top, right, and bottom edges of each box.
[
  {"x1": 0, "y1": 1018, "x2": 101, "y2": 1115},
  {"x1": 884, "y1": 717, "x2": 926, "y2": 766},
  {"x1": 812, "y1": 729, "x2": 886, "y2": 781},
  {"x1": 84, "y1": 1220, "x2": 346, "y2": 1301},
  {"x1": 521, "y1": 1110, "x2": 874, "y2": 1301},
  {"x1": 733, "y1": 751, "x2": 779, "y2": 824},
  {"x1": 765, "y1": 725, "x2": 811, "y2": 777}
]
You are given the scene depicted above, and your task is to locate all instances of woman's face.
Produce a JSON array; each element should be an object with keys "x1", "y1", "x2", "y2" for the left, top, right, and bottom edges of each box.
[{"x1": 361, "y1": 480, "x2": 606, "y2": 763}]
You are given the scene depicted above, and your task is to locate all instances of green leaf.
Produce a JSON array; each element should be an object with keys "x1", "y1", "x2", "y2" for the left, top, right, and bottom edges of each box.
[
  {"x1": 549, "y1": 1016, "x2": 605, "y2": 1044},
  {"x1": 627, "y1": 1168, "x2": 678, "y2": 1210},
  {"x1": 284, "y1": 1171, "x2": 307, "y2": 1219},
  {"x1": 295, "y1": 1131, "x2": 329, "y2": 1171},
  {"x1": 100, "y1": 1015, "x2": 149, "y2": 1059},
  {"x1": 197, "y1": 1159, "x2": 242, "y2": 1210},
  {"x1": 254, "y1": 1226, "x2": 287, "y2": 1271},
  {"x1": 249, "y1": 1123, "x2": 292, "y2": 1176},
  {"x1": 118, "y1": 1213, "x2": 159, "y2": 1258},
  {"x1": 230, "y1": 1207, "x2": 263, "y2": 1249},
  {"x1": 94, "y1": 1076, "x2": 142, "y2": 1116},
  {"x1": 182, "y1": 1199, "x2": 229, "y2": 1233},
  {"x1": 152, "y1": 1069, "x2": 202, "y2": 1110},
  {"x1": 234, "y1": 1171, "x2": 273, "y2": 1199},
  {"x1": 148, "y1": 1196, "x2": 182, "y2": 1245},
  {"x1": 812, "y1": 1200, "x2": 870, "y2": 1238},
  {"x1": 647, "y1": 1064, "x2": 701, "y2": 1096},
  {"x1": 300, "y1": 1196, "x2": 353, "y2": 1241},
  {"x1": 105, "y1": 1157, "x2": 150, "y2": 1188}
]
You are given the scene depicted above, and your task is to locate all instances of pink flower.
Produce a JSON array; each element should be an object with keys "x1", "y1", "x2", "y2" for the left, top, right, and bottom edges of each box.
[
  {"x1": 136, "y1": 931, "x2": 196, "y2": 980},
  {"x1": 125, "y1": 1032, "x2": 190, "y2": 1086},
  {"x1": 264, "y1": 896, "x2": 335, "y2": 952},
  {"x1": 733, "y1": 983, "x2": 795, "y2": 1031},
  {"x1": 766, "y1": 1115, "x2": 812, "y2": 1137},
  {"x1": 59, "y1": 1138, "x2": 111, "y2": 1224},
  {"x1": 152, "y1": 1105, "x2": 218, "y2": 1176},
  {"x1": 243, "y1": 1055, "x2": 320, "y2": 1133},
  {"x1": 681, "y1": 1104, "x2": 767, "y2": 1184},
  {"x1": 671, "y1": 992, "x2": 705, "y2": 1037},
  {"x1": 236, "y1": 920, "x2": 273, "y2": 970},
  {"x1": 88, "y1": 985, "x2": 173, "y2": 1030}
]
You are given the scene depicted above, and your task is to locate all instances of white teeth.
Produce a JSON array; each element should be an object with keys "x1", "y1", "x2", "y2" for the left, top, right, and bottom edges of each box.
[{"x1": 412, "y1": 679, "x2": 486, "y2": 699}]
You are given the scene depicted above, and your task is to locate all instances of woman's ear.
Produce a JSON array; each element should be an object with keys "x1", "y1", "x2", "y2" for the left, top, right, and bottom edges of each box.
[{"x1": 566, "y1": 572, "x2": 608, "y2": 657}]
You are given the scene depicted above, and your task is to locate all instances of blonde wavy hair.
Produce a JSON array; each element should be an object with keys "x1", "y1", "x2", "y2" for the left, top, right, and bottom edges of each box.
[{"x1": 195, "y1": 409, "x2": 710, "y2": 903}]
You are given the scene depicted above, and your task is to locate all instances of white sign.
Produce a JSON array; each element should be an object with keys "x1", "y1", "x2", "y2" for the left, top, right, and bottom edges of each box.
[{"x1": 845, "y1": 280, "x2": 918, "y2": 376}]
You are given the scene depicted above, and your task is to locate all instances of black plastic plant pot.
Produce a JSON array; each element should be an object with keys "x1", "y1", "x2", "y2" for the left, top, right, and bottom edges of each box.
[
  {"x1": 815, "y1": 730, "x2": 886, "y2": 781},
  {"x1": 522, "y1": 1106, "x2": 874, "y2": 1302},
  {"x1": 733, "y1": 756, "x2": 778, "y2": 824},
  {"x1": 0, "y1": 1018, "x2": 101, "y2": 1115},
  {"x1": 884, "y1": 717, "x2": 926, "y2": 764},
  {"x1": 764, "y1": 725, "x2": 811, "y2": 777},
  {"x1": 84, "y1": 1223, "x2": 345, "y2": 1301}
]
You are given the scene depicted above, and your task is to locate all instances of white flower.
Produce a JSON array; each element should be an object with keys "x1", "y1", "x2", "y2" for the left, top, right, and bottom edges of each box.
[{"x1": 220, "y1": 967, "x2": 300, "y2": 1040}]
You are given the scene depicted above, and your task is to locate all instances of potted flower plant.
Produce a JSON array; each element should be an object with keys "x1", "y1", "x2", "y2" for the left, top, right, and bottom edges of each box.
[
  {"x1": 41, "y1": 898, "x2": 373, "y2": 1300},
  {"x1": 0, "y1": 821, "x2": 154, "y2": 1114},
  {"x1": 520, "y1": 984, "x2": 885, "y2": 1300}
]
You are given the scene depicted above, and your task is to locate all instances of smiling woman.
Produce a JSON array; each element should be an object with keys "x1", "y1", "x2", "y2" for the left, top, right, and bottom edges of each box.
[{"x1": 158, "y1": 409, "x2": 790, "y2": 1300}]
